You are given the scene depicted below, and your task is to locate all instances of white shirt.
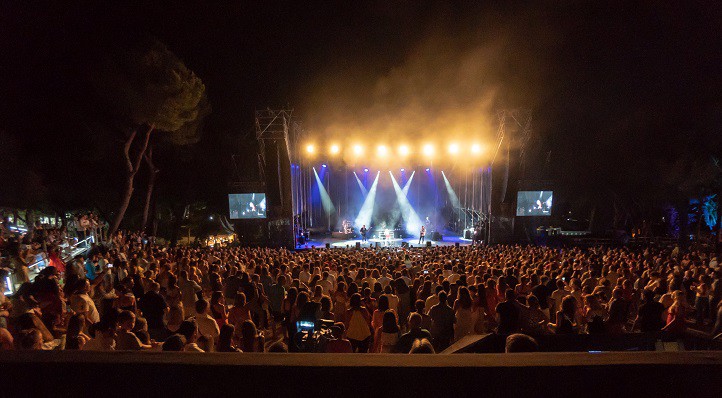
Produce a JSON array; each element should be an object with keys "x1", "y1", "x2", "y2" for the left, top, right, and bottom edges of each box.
[
  {"x1": 378, "y1": 276, "x2": 392, "y2": 289},
  {"x1": 299, "y1": 270, "x2": 311, "y2": 284},
  {"x1": 319, "y1": 279, "x2": 333, "y2": 294},
  {"x1": 71, "y1": 293, "x2": 100, "y2": 324},
  {"x1": 383, "y1": 293, "x2": 399, "y2": 312},
  {"x1": 83, "y1": 335, "x2": 115, "y2": 351},
  {"x1": 196, "y1": 313, "x2": 220, "y2": 348},
  {"x1": 425, "y1": 294, "x2": 439, "y2": 315}
]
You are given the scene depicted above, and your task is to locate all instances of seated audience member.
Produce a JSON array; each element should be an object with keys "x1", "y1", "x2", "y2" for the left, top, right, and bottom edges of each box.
[
  {"x1": 409, "y1": 338, "x2": 435, "y2": 354},
  {"x1": 325, "y1": 323, "x2": 353, "y2": 353},
  {"x1": 505, "y1": 333, "x2": 539, "y2": 353},
  {"x1": 238, "y1": 320, "x2": 265, "y2": 353},
  {"x1": 177, "y1": 319, "x2": 204, "y2": 352},
  {"x1": 268, "y1": 341, "x2": 289, "y2": 353},
  {"x1": 162, "y1": 334, "x2": 186, "y2": 352},
  {"x1": 396, "y1": 312, "x2": 432, "y2": 354},
  {"x1": 116, "y1": 310, "x2": 157, "y2": 350},
  {"x1": 83, "y1": 319, "x2": 117, "y2": 351},
  {"x1": 217, "y1": 324, "x2": 241, "y2": 352},
  {"x1": 16, "y1": 329, "x2": 43, "y2": 350}
]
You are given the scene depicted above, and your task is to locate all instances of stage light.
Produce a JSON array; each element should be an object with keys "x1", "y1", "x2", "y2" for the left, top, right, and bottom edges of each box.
[
  {"x1": 353, "y1": 144, "x2": 364, "y2": 156},
  {"x1": 364, "y1": 168, "x2": 369, "y2": 173},
  {"x1": 425, "y1": 168, "x2": 431, "y2": 172},
  {"x1": 398, "y1": 144, "x2": 410, "y2": 157},
  {"x1": 329, "y1": 144, "x2": 340, "y2": 155},
  {"x1": 306, "y1": 144, "x2": 315, "y2": 154},
  {"x1": 422, "y1": 144, "x2": 434, "y2": 157},
  {"x1": 389, "y1": 172, "x2": 423, "y2": 236},
  {"x1": 400, "y1": 168, "x2": 405, "y2": 172},
  {"x1": 313, "y1": 167, "x2": 336, "y2": 217},
  {"x1": 322, "y1": 164, "x2": 327, "y2": 168},
  {"x1": 377, "y1": 145, "x2": 388, "y2": 157},
  {"x1": 441, "y1": 171, "x2": 461, "y2": 209},
  {"x1": 448, "y1": 143, "x2": 459, "y2": 154},
  {"x1": 355, "y1": 171, "x2": 380, "y2": 230},
  {"x1": 471, "y1": 143, "x2": 483, "y2": 155}
]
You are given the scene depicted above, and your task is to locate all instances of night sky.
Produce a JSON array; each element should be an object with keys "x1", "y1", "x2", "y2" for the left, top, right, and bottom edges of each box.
[{"x1": 0, "y1": 1, "x2": 720, "y2": 225}]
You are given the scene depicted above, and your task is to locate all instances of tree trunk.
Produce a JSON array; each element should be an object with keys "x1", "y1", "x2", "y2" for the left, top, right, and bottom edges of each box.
[
  {"x1": 109, "y1": 125, "x2": 154, "y2": 236},
  {"x1": 141, "y1": 146, "x2": 159, "y2": 232},
  {"x1": 150, "y1": 187, "x2": 159, "y2": 237}
]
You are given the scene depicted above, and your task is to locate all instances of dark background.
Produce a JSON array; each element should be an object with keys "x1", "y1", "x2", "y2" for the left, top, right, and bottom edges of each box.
[{"x1": 0, "y1": 1, "x2": 720, "y2": 235}]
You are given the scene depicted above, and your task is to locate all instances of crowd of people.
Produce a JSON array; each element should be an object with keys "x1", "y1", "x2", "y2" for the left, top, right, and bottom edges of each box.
[
  {"x1": 0, "y1": 213, "x2": 109, "y2": 288},
  {"x1": 1, "y1": 232, "x2": 721, "y2": 353}
]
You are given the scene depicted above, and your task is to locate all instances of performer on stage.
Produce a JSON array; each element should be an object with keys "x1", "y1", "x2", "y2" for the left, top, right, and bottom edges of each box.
[
  {"x1": 360, "y1": 225, "x2": 368, "y2": 242},
  {"x1": 419, "y1": 225, "x2": 426, "y2": 245}
]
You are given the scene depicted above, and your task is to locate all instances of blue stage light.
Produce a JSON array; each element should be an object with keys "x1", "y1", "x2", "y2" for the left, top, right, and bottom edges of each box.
[
  {"x1": 425, "y1": 168, "x2": 430, "y2": 172},
  {"x1": 322, "y1": 164, "x2": 327, "y2": 168},
  {"x1": 364, "y1": 168, "x2": 369, "y2": 173},
  {"x1": 400, "y1": 168, "x2": 405, "y2": 172}
]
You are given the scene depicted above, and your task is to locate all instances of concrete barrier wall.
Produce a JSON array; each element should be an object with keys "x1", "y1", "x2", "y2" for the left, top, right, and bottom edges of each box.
[{"x1": 2, "y1": 351, "x2": 721, "y2": 397}]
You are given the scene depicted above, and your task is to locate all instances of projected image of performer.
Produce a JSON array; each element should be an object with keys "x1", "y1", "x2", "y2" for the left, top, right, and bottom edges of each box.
[
  {"x1": 419, "y1": 225, "x2": 426, "y2": 245},
  {"x1": 360, "y1": 225, "x2": 368, "y2": 242}
]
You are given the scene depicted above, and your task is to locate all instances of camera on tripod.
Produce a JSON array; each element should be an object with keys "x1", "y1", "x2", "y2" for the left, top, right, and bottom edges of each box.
[{"x1": 292, "y1": 318, "x2": 335, "y2": 352}]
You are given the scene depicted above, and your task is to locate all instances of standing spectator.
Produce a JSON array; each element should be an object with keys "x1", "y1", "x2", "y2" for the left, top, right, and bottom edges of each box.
[
  {"x1": 138, "y1": 282, "x2": 168, "y2": 341},
  {"x1": 372, "y1": 310, "x2": 400, "y2": 353},
  {"x1": 69, "y1": 279, "x2": 100, "y2": 330},
  {"x1": 344, "y1": 293, "x2": 372, "y2": 353},
  {"x1": 194, "y1": 299, "x2": 220, "y2": 351},
  {"x1": 453, "y1": 286, "x2": 475, "y2": 341},
  {"x1": 634, "y1": 289, "x2": 665, "y2": 332},
  {"x1": 179, "y1": 270, "x2": 202, "y2": 317},
  {"x1": 496, "y1": 289, "x2": 521, "y2": 335},
  {"x1": 395, "y1": 312, "x2": 432, "y2": 354},
  {"x1": 429, "y1": 291, "x2": 455, "y2": 351}
]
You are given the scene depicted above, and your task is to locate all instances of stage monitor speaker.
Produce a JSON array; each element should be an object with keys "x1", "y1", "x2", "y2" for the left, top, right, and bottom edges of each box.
[
  {"x1": 355, "y1": 242, "x2": 361, "y2": 250},
  {"x1": 325, "y1": 243, "x2": 331, "y2": 249},
  {"x1": 464, "y1": 230, "x2": 472, "y2": 239},
  {"x1": 455, "y1": 242, "x2": 460, "y2": 248},
  {"x1": 426, "y1": 241, "x2": 432, "y2": 248},
  {"x1": 431, "y1": 232, "x2": 442, "y2": 241}
]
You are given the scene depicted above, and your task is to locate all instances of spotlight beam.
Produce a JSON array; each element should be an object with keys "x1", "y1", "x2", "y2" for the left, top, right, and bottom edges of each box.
[
  {"x1": 313, "y1": 167, "x2": 336, "y2": 216},
  {"x1": 441, "y1": 171, "x2": 461, "y2": 208},
  {"x1": 353, "y1": 171, "x2": 368, "y2": 197},
  {"x1": 401, "y1": 170, "x2": 415, "y2": 196},
  {"x1": 389, "y1": 171, "x2": 423, "y2": 235},
  {"x1": 354, "y1": 171, "x2": 380, "y2": 229}
]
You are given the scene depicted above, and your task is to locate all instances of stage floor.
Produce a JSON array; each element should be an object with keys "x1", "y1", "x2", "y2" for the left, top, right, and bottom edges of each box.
[{"x1": 297, "y1": 234, "x2": 473, "y2": 249}]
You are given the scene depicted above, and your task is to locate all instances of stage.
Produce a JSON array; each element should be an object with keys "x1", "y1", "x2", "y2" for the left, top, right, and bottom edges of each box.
[{"x1": 296, "y1": 233, "x2": 473, "y2": 250}]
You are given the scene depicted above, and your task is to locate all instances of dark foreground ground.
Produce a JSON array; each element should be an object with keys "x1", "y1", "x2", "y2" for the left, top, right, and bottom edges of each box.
[{"x1": 2, "y1": 351, "x2": 721, "y2": 397}]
